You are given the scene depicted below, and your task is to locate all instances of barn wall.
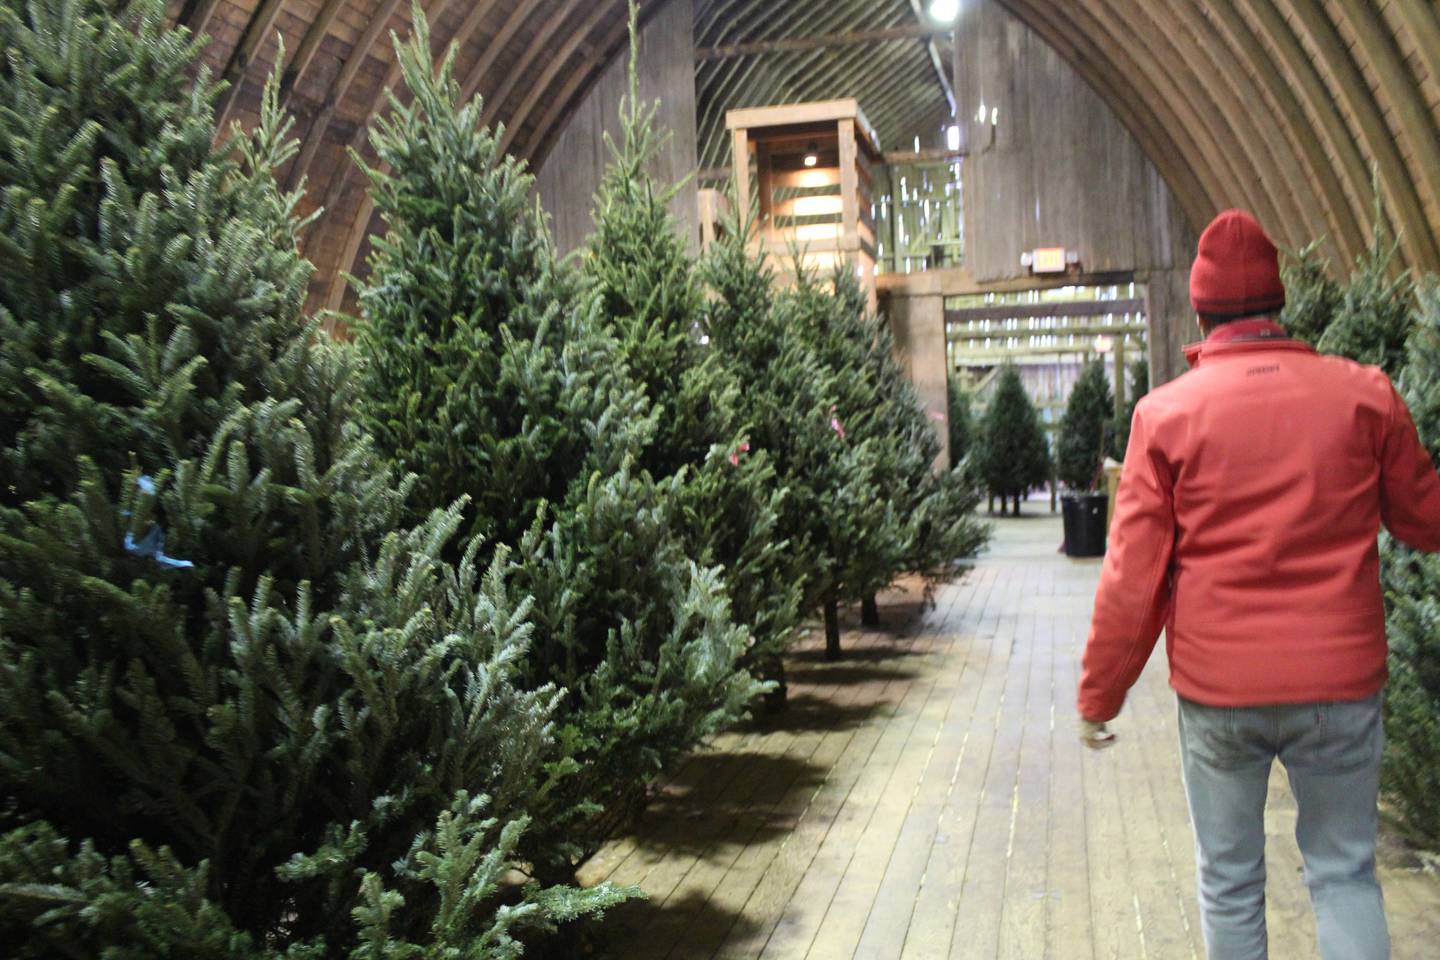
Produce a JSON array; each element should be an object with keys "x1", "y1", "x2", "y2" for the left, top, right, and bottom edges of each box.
[
  {"x1": 955, "y1": 0, "x2": 1196, "y2": 284},
  {"x1": 534, "y1": 0, "x2": 700, "y2": 257},
  {"x1": 953, "y1": 0, "x2": 1198, "y2": 381}
]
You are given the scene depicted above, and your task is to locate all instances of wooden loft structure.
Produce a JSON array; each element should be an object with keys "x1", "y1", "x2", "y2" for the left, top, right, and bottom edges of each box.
[
  {"x1": 727, "y1": 100, "x2": 883, "y2": 310},
  {"x1": 170, "y1": 0, "x2": 1440, "y2": 315}
]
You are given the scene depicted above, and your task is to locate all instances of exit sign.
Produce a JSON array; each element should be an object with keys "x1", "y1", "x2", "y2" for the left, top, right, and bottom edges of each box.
[{"x1": 1032, "y1": 247, "x2": 1068, "y2": 273}]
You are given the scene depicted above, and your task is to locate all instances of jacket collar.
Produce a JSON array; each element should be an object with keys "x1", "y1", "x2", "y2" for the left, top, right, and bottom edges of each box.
[{"x1": 1183, "y1": 318, "x2": 1311, "y2": 368}]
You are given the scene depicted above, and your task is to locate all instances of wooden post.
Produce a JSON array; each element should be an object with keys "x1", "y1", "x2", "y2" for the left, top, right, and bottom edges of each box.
[
  {"x1": 732, "y1": 128, "x2": 751, "y2": 219},
  {"x1": 838, "y1": 117, "x2": 860, "y2": 262},
  {"x1": 756, "y1": 140, "x2": 774, "y2": 242}
]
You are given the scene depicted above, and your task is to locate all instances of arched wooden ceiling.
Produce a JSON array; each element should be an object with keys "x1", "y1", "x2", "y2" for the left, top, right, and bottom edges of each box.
[{"x1": 169, "y1": 0, "x2": 1440, "y2": 313}]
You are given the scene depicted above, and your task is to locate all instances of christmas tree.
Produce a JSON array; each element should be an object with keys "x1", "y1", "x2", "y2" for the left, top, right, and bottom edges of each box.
[
  {"x1": 1056, "y1": 360, "x2": 1114, "y2": 492},
  {"x1": 0, "y1": 0, "x2": 622, "y2": 954},
  {"x1": 701, "y1": 224, "x2": 866, "y2": 658},
  {"x1": 1108, "y1": 356, "x2": 1149, "y2": 460},
  {"x1": 1285, "y1": 226, "x2": 1440, "y2": 843},
  {"x1": 824, "y1": 265, "x2": 987, "y2": 601},
  {"x1": 350, "y1": 10, "x2": 757, "y2": 881},
  {"x1": 1378, "y1": 282, "x2": 1440, "y2": 843},
  {"x1": 948, "y1": 377, "x2": 975, "y2": 470},
  {"x1": 773, "y1": 263, "x2": 910, "y2": 653},
  {"x1": 580, "y1": 9, "x2": 803, "y2": 693},
  {"x1": 1281, "y1": 240, "x2": 1344, "y2": 348},
  {"x1": 977, "y1": 367, "x2": 1052, "y2": 515},
  {"x1": 1313, "y1": 227, "x2": 1414, "y2": 375}
]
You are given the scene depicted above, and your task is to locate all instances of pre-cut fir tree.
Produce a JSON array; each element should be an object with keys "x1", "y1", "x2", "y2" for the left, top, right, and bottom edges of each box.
[
  {"x1": 579, "y1": 18, "x2": 804, "y2": 694},
  {"x1": 0, "y1": 0, "x2": 623, "y2": 955},
  {"x1": 350, "y1": 12, "x2": 757, "y2": 883}
]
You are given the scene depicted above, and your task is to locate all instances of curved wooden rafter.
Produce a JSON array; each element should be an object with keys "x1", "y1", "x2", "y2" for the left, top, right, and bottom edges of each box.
[
  {"x1": 282, "y1": 0, "x2": 418, "y2": 194},
  {"x1": 211, "y1": 0, "x2": 288, "y2": 129},
  {"x1": 524, "y1": 11, "x2": 640, "y2": 164},
  {"x1": 1203, "y1": 0, "x2": 1363, "y2": 264},
  {"x1": 1329, "y1": 0, "x2": 1440, "y2": 246},
  {"x1": 1275, "y1": 0, "x2": 1437, "y2": 270},
  {"x1": 1119, "y1": 0, "x2": 1321, "y2": 247}
]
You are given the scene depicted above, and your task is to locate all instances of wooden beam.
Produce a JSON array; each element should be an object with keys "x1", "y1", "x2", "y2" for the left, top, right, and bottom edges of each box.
[
  {"x1": 277, "y1": 0, "x2": 354, "y2": 105},
  {"x1": 211, "y1": 0, "x2": 288, "y2": 130},
  {"x1": 1232, "y1": 1, "x2": 1378, "y2": 261},
  {"x1": 953, "y1": 344, "x2": 1141, "y2": 361},
  {"x1": 175, "y1": 0, "x2": 225, "y2": 38},
  {"x1": 1110, "y1": 0, "x2": 1322, "y2": 250},
  {"x1": 733, "y1": 128, "x2": 752, "y2": 219},
  {"x1": 1274, "y1": 0, "x2": 1439, "y2": 271},
  {"x1": 878, "y1": 264, "x2": 1136, "y2": 297},
  {"x1": 478, "y1": 0, "x2": 590, "y2": 127},
  {"x1": 1391, "y1": 1, "x2": 1440, "y2": 135},
  {"x1": 518, "y1": 6, "x2": 635, "y2": 163},
  {"x1": 906, "y1": 0, "x2": 956, "y2": 112},
  {"x1": 838, "y1": 117, "x2": 860, "y2": 250},
  {"x1": 1328, "y1": 0, "x2": 1440, "y2": 264},
  {"x1": 696, "y1": 24, "x2": 953, "y2": 60},
  {"x1": 882, "y1": 147, "x2": 966, "y2": 165},
  {"x1": 946, "y1": 299, "x2": 1148, "y2": 324},
  {"x1": 1203, "y1": 0, "x2": 1363, "y2": 264},
  {"x1": 1078, "y1": 0, "x2": 1281, "y2": 233}
]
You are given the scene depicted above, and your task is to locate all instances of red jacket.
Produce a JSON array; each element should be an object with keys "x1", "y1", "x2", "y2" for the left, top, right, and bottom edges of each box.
[{"x1": 1078, "y1": 319, "x2": 1440, "y2": 722}]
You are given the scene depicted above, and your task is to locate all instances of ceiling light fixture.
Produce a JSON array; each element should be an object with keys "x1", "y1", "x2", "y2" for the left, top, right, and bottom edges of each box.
[
  {"x1": 929, "y1": 0, "x2": 959, "y2": 23},
  {"x1": 803, "y1": 141, "x2": 819, "y2": 167}
]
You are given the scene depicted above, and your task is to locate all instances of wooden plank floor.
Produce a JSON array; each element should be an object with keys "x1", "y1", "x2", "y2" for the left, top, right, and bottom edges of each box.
[{"x1": 582, "y1": 510, "x2": 1440, "y2": 959}]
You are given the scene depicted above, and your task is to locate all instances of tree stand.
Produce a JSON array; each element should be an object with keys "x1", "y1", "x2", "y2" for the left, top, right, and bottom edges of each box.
[
  {"x1": 824, "y1": 598, "x2": 842, "y2": 661},
  {"x1": 762, "y1": 656, "x2": 788, "y2": 711},
  {"x1": 861, "y1": 593, "x2": 880, "y2": 627}
]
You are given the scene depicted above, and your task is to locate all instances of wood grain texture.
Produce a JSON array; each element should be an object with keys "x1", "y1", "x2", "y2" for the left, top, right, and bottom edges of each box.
[
  {"x1": 585, "y1": 512, "x2": 1440, "y2": 959},
  {"x1": 955, "y1": 0, "x2": 1197, "y2": 285},
  {"x1": 531, "y1": 0, "x2": 700, "y2": 257}
]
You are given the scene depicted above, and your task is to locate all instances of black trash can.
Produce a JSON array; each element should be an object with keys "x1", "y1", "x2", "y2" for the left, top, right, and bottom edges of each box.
[{"x1": 1062, "y1": 493, "x2": 1109, "y2": 558}]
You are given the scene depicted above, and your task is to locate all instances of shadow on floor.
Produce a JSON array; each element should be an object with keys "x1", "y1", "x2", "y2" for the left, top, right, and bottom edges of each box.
[
  {"x1": 784, "y1": 662, "x2": 921, "y2": 687},
  {"x1": 737, "y1": 691, "x2": 880, "y2": 735},
  {"x1": 629, "y1": 751, "x2": 828, "y2": 857},
  {"x1": 787, "y1": 638, "x2": 929, "y2": 665},
  {"x1": 589, "y1": 889, "x2": 766, "y2": 960}
]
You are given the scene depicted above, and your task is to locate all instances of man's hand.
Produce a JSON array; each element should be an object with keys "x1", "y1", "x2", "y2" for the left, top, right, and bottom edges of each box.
[{"x1": 1080, "y1": 719, "x2": 1117, "y2": 750}]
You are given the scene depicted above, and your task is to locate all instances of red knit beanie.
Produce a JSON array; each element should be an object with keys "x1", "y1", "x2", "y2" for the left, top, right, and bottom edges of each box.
[{"x1": 1189, "y1": 209, "x2": 1286, "y2": 319}]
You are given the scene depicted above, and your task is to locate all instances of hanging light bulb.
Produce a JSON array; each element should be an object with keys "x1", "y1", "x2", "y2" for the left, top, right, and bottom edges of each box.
[
  {"x1": 803, "y1": 141, "x2": 819, "y2": 167},
  {"x1": 929, "y1": 0, "x2": 959, "y2": 23}
]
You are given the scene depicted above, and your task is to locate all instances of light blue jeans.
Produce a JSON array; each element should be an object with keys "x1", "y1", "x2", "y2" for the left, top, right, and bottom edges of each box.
[{"x1": 1177, "y1": 693, "x2": 1389, "y2": 960}]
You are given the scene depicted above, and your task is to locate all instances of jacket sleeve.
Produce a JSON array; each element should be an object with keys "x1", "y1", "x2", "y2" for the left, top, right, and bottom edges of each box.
[
  {"x1": 1380, "y1": 383, "x2": 1440, "y2": 552},
  {"x1": 1077, "y1": 403, "x2": 1176, "y2": 722}
]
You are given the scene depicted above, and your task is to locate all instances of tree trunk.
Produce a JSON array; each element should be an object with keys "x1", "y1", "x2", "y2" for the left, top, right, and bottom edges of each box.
[
  {"x1": 762, "y1": 655, "x2": 788, "y2": 711},
  {"x1": 824, "y1": 597, "x2": 842, "y2": 661},
  {"x1": 861, "y1": 593, "x2": 880, "y2": 627}
]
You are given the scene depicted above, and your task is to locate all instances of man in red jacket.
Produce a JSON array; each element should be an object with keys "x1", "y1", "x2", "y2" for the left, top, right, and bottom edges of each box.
[{"x1": 1077, "y1": 209, "x2": 1440, "y2": 960}]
